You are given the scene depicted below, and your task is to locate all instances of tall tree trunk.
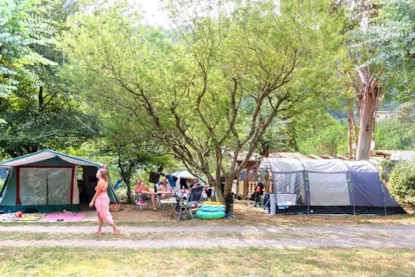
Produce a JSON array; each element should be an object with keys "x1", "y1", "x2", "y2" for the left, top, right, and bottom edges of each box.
[
  {"x1": 38, "y1": 86, "x2": 44, "y2": 111},
  {"x1": 356, "y1": 68, "x2": 381, "y2": 160},
  {"x1": 116, "y1": 146, "x2": 133, "y2": 204},
  {"x1": 125, "y1": 165, "x2": 133, "y2": 204},
  {"x1": 347, "y1": 110, "x2": 353, "y2": 159},
  {"x1": 352, "y1": 112, "x2": 358, "y2": 159}
]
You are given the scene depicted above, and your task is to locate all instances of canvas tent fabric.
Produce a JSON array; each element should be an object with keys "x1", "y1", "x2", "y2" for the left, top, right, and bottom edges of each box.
[
  {"x1": 0, "y1": 150, "x2": 119, "y2": 212},
  {"x1": 260, "y1": 158, "x2": 404, "y2": 215},
  {"x1": 169, "y1": 170, "x2": 205, "y2": 190},
  {"x1": 390, "y1": 151, "x2": 415, "y2": 161}
]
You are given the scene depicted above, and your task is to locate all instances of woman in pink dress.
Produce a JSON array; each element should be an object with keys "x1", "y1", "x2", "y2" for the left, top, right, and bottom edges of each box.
[{"x1": 89, "y1": 168, "x2": 120, "y2": 235}]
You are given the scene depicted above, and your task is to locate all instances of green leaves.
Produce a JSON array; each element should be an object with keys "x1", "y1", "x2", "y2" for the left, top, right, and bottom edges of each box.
[
  {"x1": 389, "y1": 161, "x2": 415, "y2": 205},
  {"x1": 0, "y1": 0, "x2": 56, "y2": 95}
]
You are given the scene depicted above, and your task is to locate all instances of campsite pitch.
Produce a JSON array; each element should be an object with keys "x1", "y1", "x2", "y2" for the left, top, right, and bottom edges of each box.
[{"x1": 0, "y1": 203, "x2": 414, "y2": 276}]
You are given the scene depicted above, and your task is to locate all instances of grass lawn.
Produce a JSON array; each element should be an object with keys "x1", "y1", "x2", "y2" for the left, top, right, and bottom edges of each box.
[{"x1": 0, "y1": 247, "x2": 414, "y2": 276}]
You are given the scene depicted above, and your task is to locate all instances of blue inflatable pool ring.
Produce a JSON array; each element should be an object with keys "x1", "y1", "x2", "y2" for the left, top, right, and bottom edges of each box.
[
  {"x1": 201, "y1": 204, "x2": 225, "y2": 212},
  {"x1": 196, "y1": 210, "x2": 225, "y2": 219}
]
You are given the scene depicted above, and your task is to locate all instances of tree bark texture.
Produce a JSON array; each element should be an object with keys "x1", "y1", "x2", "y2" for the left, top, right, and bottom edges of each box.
[{"x1": 355, "y1": 67, "x2": 382, "y2": 160}]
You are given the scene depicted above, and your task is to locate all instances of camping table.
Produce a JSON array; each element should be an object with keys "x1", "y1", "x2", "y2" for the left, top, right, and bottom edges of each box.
[
  {"x1": 157, "y1": 191, "x2": 176, "y2": 215},
  {"x1": 159, "y1": 198, "x2": 177, "y2": 216}
]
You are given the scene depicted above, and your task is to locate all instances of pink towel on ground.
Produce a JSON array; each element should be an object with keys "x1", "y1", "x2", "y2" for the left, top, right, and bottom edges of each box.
[{"x1": 39, "y1": 213, "x2": 86, "y2": 222}]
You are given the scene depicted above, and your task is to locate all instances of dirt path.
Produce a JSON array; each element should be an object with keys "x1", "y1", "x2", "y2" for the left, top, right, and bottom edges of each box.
[
  {"x1": 0, "y1": 224, "x2": 414, "y2": 249},
  {"x1": 0, "y1": 224, "x2": 414, "y2": 235},
  {"x1": 0, "y1": 236, "x2": 414, "y2": 249}
]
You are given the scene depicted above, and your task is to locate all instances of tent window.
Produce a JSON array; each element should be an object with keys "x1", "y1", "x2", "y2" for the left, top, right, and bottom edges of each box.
[
  {"x1": 19, "y1": 168, "x2": 72, "y2": 205},
  {"x1": 273, "y1": 172, "x2": 305, "y2": 205},
  {"x1": 308, "y1": 173, "x2": 350, "y2": 206}
]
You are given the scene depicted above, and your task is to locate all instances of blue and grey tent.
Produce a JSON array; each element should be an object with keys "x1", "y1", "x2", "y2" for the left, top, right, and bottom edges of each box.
[
  {"x1": 260, "y1": 158, "x2": 405, "y2": 215},
  {"x1": 0, "y1": 150, "x2": 119, "y2": 213}
]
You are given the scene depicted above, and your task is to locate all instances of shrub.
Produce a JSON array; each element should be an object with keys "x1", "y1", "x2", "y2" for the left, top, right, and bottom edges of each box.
[{"x1": 389, "y1": 161, "x2": 415, "y2": 205}]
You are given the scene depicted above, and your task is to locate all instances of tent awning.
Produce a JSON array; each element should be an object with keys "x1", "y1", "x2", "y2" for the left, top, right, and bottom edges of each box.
[{"x1": 0, "y1": 149, "x2": 101, "y2": 167}]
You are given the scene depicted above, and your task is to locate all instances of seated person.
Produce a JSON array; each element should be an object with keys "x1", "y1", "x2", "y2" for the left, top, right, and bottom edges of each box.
[
  {"x1": 157, "y1": 178, "x2": 171, "y2": 199},
  {"x1": 204, "y1": 184, "x2": 214, "y2": 200},
  {"x1": 190, "y1": 178, "x2": 202, "y2": 190},
  {"x1": 135, "y1": 179, "x2": 157, "y2": 211}
]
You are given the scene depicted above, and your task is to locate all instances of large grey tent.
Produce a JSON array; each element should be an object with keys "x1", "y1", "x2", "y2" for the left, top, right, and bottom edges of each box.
[
  {"x1": 0, "y1": 150, "x2": 119, "y2": 212},
  {"x1": 260, "y1": 158, "x2": 405, "y2": 215}
]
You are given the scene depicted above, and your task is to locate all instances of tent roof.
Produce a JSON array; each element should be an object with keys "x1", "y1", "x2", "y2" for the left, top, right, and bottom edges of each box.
[
  {"x1": 170, "y1": 170, "x2": 196, "y2": 179},
  {"x1": 228, "y1": 151, "x2": 310, "y2": 162},
  {"x1": 0, "y1": 149, "x2": 101, "y2": 167},
  {"x1": 390, "y1": 151, "x2": 415, "y2": 161},
  {"x1": 261, "y1": 158, "x2": 377, "y2": 173}
]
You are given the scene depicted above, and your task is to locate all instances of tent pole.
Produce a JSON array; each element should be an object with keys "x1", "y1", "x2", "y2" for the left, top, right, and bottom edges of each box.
[
  {"x1": 306, "y1": 173, "x2": 310, "y2": 216},
  {"x1": 295, "y1": 158, "x2": 309, "y2": 215},
  {"x1": 340, "y1": 160, "x2": 355, "y2": 216},
  {"x1": 46, "y1": 174, "x2": 49, "y2": 205},
  {"x1": 381, "y1": 181, "x2": 387, "y2": 216},
  {"x1": 352, "y1": 177, "x2": 356, "y2": 216}
]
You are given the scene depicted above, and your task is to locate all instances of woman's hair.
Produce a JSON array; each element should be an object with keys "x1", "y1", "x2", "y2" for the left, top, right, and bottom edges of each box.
[{"x1": 97, "y1": 168, "x2": 108, "y2": 182}]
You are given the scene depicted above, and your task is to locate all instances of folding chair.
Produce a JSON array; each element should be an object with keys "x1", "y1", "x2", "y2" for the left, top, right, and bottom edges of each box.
[
  {"x1": 177, "y1": 186, "x2": 203, "y2": 221},
  {"x1": 133, "y1": 193, "x2": 149, "y2": 211},
  {"x1": 113, "y1": 180, "x2": 122, "y2": 190}
]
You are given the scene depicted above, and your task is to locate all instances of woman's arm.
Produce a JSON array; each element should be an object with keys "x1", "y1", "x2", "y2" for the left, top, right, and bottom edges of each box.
[{"x1": 89, "y1": 181, "x2": 104, "y2": 208}]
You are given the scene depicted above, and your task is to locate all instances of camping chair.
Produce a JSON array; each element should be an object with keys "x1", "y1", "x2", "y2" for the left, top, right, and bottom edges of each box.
[
  {"x1": 133, "y1": 192, "x2": 149, "y2": 211},
  {"x1": 113, "y1": 180, "x2": 122, "y2": 190},
  {"x1": 176, "y1": 186, "x2": 203, "y2": 221}
]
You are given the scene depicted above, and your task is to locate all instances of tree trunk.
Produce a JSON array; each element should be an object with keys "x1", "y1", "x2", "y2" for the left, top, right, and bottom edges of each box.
[
  {"x1": 356, "y1": 84, "x2": 379, "y2": 160},
  {"x1": 216, "y1": 184, "x2": 225, "y2": 204},
  {"x1": 38, "y1": 86, "x2": 44, "y2": 111},
  {"x1": 352, "y1": 112, "x2": 358, "y2": 159},
  {"x1": 355, "y1": 67, "x2": 382, "y2": 161},
  {"x1": 124, "y1": 175, "x2": 132, "y2": 204},
  {"x1": 347, "y1": 110, "x2": 353, "y2": 159}
]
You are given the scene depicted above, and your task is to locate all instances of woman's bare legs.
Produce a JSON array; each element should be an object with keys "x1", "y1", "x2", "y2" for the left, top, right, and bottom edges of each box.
[
  {"x1": 95, "y1": 216, "x2": 103, "y2": 235},
  {"x1": 110, "y1": 222, "x2": 120, "y2": 235}
]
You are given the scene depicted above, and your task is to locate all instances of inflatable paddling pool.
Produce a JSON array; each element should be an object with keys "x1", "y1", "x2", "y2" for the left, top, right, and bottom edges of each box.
[
  {"x1": 202, "y1": 201, "x2": 222, "y2": 206},
  {"x1": 196, "y1": 210, "x2": 225, "y2": 219},
  {"x1": 196, "y1": 202, "x2": 226, "y2": 219},
  {"x1": 201, "y1": 204, "x2": 225, "y2": 212}
]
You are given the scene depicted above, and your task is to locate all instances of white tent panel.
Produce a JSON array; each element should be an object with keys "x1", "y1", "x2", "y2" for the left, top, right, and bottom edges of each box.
[
  {"x1": 302, "y1": 159, "x2": 348, "y2": 173},
  {"x1": 308, "y1": 173, "x2": 350, "y2": 205},
  {"x1": 72, "y1": 167, "x2": 80, "y2": 204},
  {"x1": 391, "y1": 152, "x2": 415, "y2": 161},
  {"x1": 0, "y1": 150, "x2": 100, "y2": 167},
  {"x1": 58, "y1": 156, "x2": 98, "y2": 166},
  {"x1": 171, "y1": 170, "x2": 196, "y2": 179},
  {"x1": 262, "y1": 158, "x2": 304, "y2": 173},
  {"x1": 344, "y1": 161, "x2": 377, "y2": 172},
  {"x1": 3, "y1": 152, "x2": 55, "y2": 167},
  {"x1": 170, "y1": 170, "x2": 197, "y2": 191}
]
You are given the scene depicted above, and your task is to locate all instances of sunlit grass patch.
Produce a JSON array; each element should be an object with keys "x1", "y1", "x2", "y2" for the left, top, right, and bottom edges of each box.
[{"x1": 0, "y1": 247, "x2": 414, "y2": 276}]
